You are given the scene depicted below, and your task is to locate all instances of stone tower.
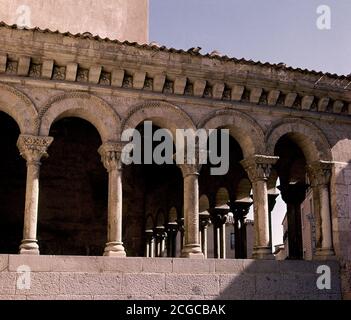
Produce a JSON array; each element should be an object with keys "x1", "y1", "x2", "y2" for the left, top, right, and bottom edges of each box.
[{"x1": 0, "y1": 0, "x2": 149, "y2": 43}]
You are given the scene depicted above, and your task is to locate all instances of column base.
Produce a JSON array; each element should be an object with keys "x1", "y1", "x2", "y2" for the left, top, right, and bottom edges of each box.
[
  {"x1": 19, "y1": 239, "x2": 40, "y2": 255},
  {"x1": 313, "y1": 248, "x2": 336, "y2": 260},
  {"x1": 252, "y1": 246, "x2": 274, "y2": 260},
  {"x1": 103, "y1": 242, "x2": 126, "y2": 257},
  {"x1": 181, "y1": 244, "x2": 204, "y2": 259}
]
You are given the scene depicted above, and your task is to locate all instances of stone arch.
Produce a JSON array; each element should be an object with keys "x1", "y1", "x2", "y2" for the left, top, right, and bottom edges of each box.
[
  {"x1": 0, "y1": 83, "x2": 39, "y2": 135},
  {"x1": 156, "y1": 209, "x2": 166, "y2": 227},
  {"x1": 235, "y1": 178, "x2": 252, "y2": 201},
  {"x1": 145, "y1": 215, "x2": 154, "y2": 230},
  {"x1": 198, "y1": 109, "x2": 265, "y2": 157},
  {"x1": 199, "y1": 195, "x2": 210, "y2": 213},
  {"x1": 168, "y1": 207, "x2": 178, "y2": 223},
  {"x1": 216, "y1": 187, "x2": 230, "y2": 206},
  {"x1": 39, "y1": 92, "x2": 121, "y2": 142},
  {"x1": 265, "y1": 118, "x2": 332, "y2": 162},
  {"x1": 121, "y1": 101, "x2": 196, "y2": 138}
]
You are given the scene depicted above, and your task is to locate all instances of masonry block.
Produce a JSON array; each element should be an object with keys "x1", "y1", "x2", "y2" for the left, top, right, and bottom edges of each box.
[
  {"x1": 66, "y1": 63, "x2": 78, "y2": 81},
  {"x1": 17, "y1": 56, "x2": 31, "y2": 76},
  {"x1": 60, "y1": 273, "x2": 122, "y2": 295},
  {"x1": 133, "y1": 71, "x2": 146, "y2": 90},
  {"x1": 111, "y1": 69, "x2": 125, "y2": 87},
  {"x1": 89, "y1": 66, "x2": 102, "y2": 84},
  {"x1": 42, "y1": 60, "x2": 54, "y2": 79},
  {"x1": 174, "y1": 76, "x2": 187, "y2": 95},
  {"x1": 173, "y1": 258, "x2": 215, "y2": 273},
  {"x1": 166, "y1": 274, "x2": 219, "y2": 296},
  {"x1": 153, "y1": 74, "x2": 166, "y2": 93},
  {"x1": 122, "y1": 273, "x2": 165, "y2": 295}
]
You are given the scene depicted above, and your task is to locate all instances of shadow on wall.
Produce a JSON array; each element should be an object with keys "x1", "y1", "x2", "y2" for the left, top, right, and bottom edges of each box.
[{"x1": 216, "y1": 259, "x2": 341, "y2": 300}]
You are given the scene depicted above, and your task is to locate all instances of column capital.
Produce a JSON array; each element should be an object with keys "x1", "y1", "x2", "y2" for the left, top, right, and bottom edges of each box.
[
  {"x1": 241, "y1": 155, "x2": 279, "y2": 183},
  {"x1": 17, "y1": 135, "x2": 54, "y2": 164},
  {"x1": 306, "y1": 160, "x2": 333, "y2": 187},
  {"x1": 98, "y1": 141, "x2": 126, "y2": 172},
  {"x1": 178, "y1": 163, "x2": 201, "y2": 178}
]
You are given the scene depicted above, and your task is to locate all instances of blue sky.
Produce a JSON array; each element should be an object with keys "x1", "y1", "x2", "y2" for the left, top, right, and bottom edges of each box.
[
  {"x1": 150, "y1": 0, "x2": 351, "y2": 247},
  {"x1": 150, "y1": 0, "x2": 351, "y2": 76}
]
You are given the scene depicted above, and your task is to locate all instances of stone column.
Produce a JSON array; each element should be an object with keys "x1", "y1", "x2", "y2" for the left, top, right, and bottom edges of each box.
[
  {"x1": 179, "y1": 164, "x2": 203, "y2": 258},
  {"x1": 241, "y1": 155, "x2": 278, "y2": 259},
  {"x1": 145, "y1": 229, "x2": 154, "y2": 257},
  {"x1": 98, "y1": 142, "x2": 126, "y2": 257},
  {"x1": 210, "y1": 208, "x2": 229, "y2": 259},
  {"x1": 155, "y1": 226, "x2": 166, "y2": 257},
  {"x1": 279, "y1": 182, "x2": 307, "y2": 259},
  {"x1": 17, "y1": 134, "x2": 53, "y2": 255},
  {"x1": 166, "y1": 221, "x2": 178, "y2": 257},
  {"x1": 268, "y1": 191, "x2": 279, "y2": 249},
  {"x1": 307, "y1": 161, "x2": 335, "y2": 258},
  {"x1": 199, "y1": 211, "x2": 211, "y2": 259},
  {"x1": 230, "y1": 201, "x2": 252, "y2": 259}
]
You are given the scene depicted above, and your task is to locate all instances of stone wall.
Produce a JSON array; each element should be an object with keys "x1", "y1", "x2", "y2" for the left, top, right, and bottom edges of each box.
[
  {"x1": 0, "y1": 0, "x2": 149, "y2": 43},
  {"x1": 0, "y1": 255, "x2": 341, "y2": 300}
]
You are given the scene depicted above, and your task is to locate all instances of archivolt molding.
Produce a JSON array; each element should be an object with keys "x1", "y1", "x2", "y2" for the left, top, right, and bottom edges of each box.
[
  {"x1": 198, "y1": 108, "x2": 266, "y2": 157},
  {"x1": 265, "y1": 117, "x2": 332, "y2": 162},
  {"x1": 121, "y1": 100, "x2": 196, "y2": 134},
  {"x1": 39, "y1": 92, "x2": 121, "y2": 142},
  {"x1": 0, "y1": 83, "x2": 39, "y2": 134}
]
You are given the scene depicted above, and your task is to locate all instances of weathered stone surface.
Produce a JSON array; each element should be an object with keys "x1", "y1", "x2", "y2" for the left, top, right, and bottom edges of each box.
[
  {"x1": 166, "y1": 274, "x2": 219, "y2": 295},
  {"x1": 219, "y1": 274, "x2": 255, "y2": 299},
  {"x1": 142, "y1": 258, "x2": 173, "y2": 273},
  {"x1": 60, "y1": 273, "x2": 122, "y2": 295},
  {"x1": 172, "y1": 259, "x2": 215, "y2": 273},
  {"x1": 122, "y1": 273, "x2": 165, "y2": 295},
  {"x1": 0, "y1": 255, "x2": 8, "y2": 272},
  {"x1": 0, "y1": 273, "x2": 16, "y2": 295}
]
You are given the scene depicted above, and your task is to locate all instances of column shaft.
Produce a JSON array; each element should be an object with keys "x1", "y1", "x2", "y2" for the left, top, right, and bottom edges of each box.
[
  {"x1": 99, "y1": 142, "x2": 126, "y2": 257},
  {"x1": 181, "y1": 172, "x2": 203, "y2": 258},
  {"x1": 17, "y1": 134, "x2": 53, "y2": 255}
]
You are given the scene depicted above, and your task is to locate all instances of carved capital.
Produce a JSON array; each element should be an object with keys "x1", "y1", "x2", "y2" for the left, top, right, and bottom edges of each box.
[
  {"x1": 178, "y1": 163, "x2": 201, "y2": 178},
  {"x1": 241, "y1": 155, "x2": 279, "y2": 183},
  {"x1": 98, "y1": 142, "x2": 126, "y2": 172},
  {"x1": 306, "y1": 160, "x2": 333, "y2": 187},
  {"x1": 17, "y1": 135, "x2": 54, "y2": 164}
]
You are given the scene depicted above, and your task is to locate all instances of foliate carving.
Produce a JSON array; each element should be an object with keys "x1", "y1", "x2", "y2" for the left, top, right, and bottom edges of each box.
[
  {"x1": 203, "y1": 85, "x2": 212, "y2": 98},
  {"x1": 144, "y1": 77, "x2": 153, "y2": 91},
  {"x1": 241, "y1": 155, "x2": 279, "y2": 183},
  {"x1": 6, "y1": 61, "x2": 18, "y2": 74},
  {"x1": 163, "y1": 80, "x2": 174, "y2": 94},
  {"x1": 222, "y1": 88, "x2": 231, "y2": 100},
  {"x1": 184, "y1": 83, "x2": 193, "y2": 96},
  {"x1": 98, "y1": 142, "x2": 126, "y2": 172},
  {"x1": 122, "y1": 75, "x2": 133, "y2": 88},
  {"x1": 52, "y1": 66, "x2": 66, "y2": 80},
  {"x1": 77, "y1": 68, "x2": 89, "y2": 82},
  {"x1": 29, "y1": 64, "x2": 42, "y2": 78},
  {"x1": 100, "y1": 72, "x2": 111, "y2": 85},
  {"x1": 306, "y1": 161, "x2": 333, "y2": 187},
  {"x1": 17, "y1": 135, "x2": 54, "y2": 164}
]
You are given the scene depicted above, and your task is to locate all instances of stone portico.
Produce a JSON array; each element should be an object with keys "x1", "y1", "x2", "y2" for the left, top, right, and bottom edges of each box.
[{"x1": 0, "y1": 24, "x2": 350, "y2": 299}]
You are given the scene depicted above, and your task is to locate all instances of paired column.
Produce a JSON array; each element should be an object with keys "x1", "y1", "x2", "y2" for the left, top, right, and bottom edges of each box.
[
  {"x1": 230, "y1": 201, "x2": 252, "y2": 259},
  {"x1": 210, "y1": 207, "x2": 230, "y2": 259},
  {"x1": 279, "y1": 183, "x2": 307, "y2": 259},
  {"x1": 307, "y1": 161, "x2": 335, "y2": 258},
  {"x1": 166, "y1": 221, "x2": 179, "y2": 257},
  {"x1": 17, "y1": 134, "x2": 53, "y2": 255},
  {"x1": 199, "y1": 211, "x2": 211, "y2": 259},
  {"x1": 241, "y1": 155, "x2": 278, "y2": 259},
  {"x1": 98, "y1": 142, "x2": 126, "y2": 257},
  {"x1": 179, "y1": 164, "x2": 204, "y2": 258}
]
